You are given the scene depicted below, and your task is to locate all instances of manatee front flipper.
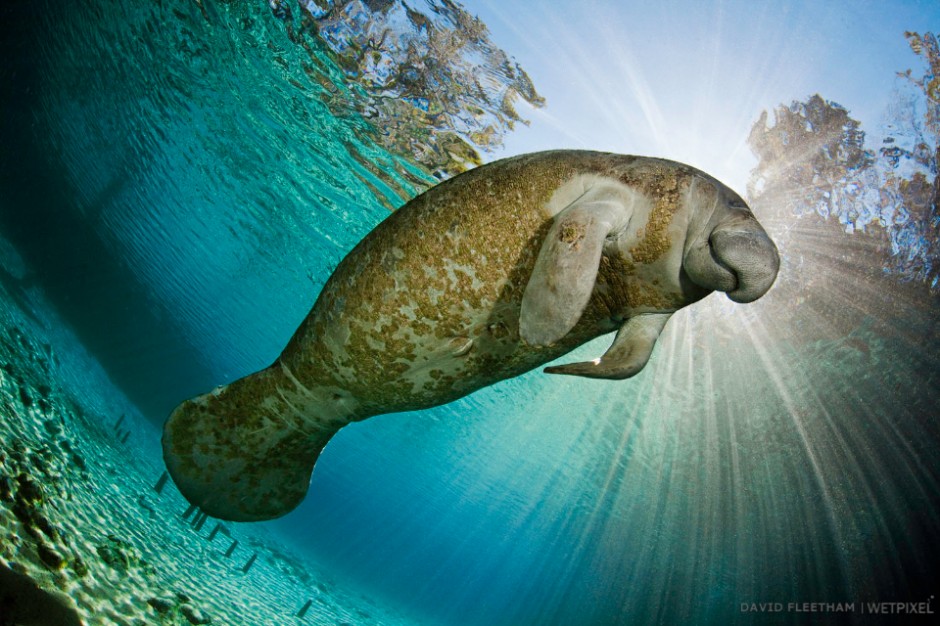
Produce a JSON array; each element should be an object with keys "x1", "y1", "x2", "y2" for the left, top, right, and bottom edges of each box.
[
  {"x1": 545, "y1": 313, "x2": 671, "y2": 379},
  {"x1": 162, "y1": 365, "x2": 339, "y2": 522},
  {"x1": 520, "y1": 198, "x2": 633, "y2": 345}
]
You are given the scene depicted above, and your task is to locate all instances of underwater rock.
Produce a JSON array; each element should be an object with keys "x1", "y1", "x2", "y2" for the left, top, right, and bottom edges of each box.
[
  {"x1": 15, "y1": 473, "x2": 43, "y2": 505},
  {"x1": 145, "y1": 593, "x2": 212, "y2": 625},
  {"x1": 96, "y1": 542, "x2": 127, "y2": 571},
  {"x1": 147, "y1": 595, "x2": 176, "y2": 614},
  {"x1": 0, "y1": 475, "x2": 13, "y2": 502},
  {"x1": 11, "y1": 472, "x2": 61, "y2": 543},
  {"x1": 35, "y1": 382, "x2": 53, "y2": 414},
  {"x1": 30, "y1": 512, "x2": 59, "y2": 542},
  {"x1": 71, "y1": 555, "x2": 88, "y2": 578},
  {"x1": 180, "y1": 603, "x2": 212, "y2": 625},
  {"x1": 18, "y1": 383, "x2": 33, "y2": 407},
  {"x1": 70, "y1": 451, "x2": 87, "y2": 472},
  {"x1": 96, "y1": 535, "x2": 144, "y2": 573},
  {"x1": 0, "y1": 560, "x2": 84, "y2": 625},
  {"x1": 36, "y1": 542, "x2": 65, "y2": 570},
  {"x1": 136, "y1": 494, "x2": 157, "y2": 519}
]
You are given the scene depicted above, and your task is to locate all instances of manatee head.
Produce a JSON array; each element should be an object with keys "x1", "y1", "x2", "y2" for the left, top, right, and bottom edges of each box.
[{"x1": 682, "y1": 177, "x2": 779, "y2": 303}]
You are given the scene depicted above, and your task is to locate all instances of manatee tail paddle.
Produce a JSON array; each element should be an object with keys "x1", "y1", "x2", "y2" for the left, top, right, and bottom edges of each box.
[{"x1": 162, "y1": 365, "x2": 341, "y2": 522}]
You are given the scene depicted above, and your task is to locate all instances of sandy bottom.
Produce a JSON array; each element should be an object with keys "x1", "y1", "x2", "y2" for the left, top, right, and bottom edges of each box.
[{"x1": 0, "y1": 272, "x2": 419, "y2": 625}]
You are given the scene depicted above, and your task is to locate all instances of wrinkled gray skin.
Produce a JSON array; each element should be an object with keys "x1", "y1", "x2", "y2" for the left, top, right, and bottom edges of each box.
[{"x1": 682, "y1": 189, "x2": 780, "y2": 305}]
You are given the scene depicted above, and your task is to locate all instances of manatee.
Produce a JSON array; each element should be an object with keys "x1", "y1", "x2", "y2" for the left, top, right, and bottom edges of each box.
[{"x1": 162, "y1": 150, "x2": 779, "y2": 521}]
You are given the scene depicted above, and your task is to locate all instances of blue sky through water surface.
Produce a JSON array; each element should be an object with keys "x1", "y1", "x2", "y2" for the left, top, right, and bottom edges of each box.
[{"x1": 465, "y1": 0, "x2": 940, "y2": 190}]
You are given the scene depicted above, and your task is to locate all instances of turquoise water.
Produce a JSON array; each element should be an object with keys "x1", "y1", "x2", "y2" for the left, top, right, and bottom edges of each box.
[{"x1": 2, "y1": 1, "x2": 939, "y2": 625}]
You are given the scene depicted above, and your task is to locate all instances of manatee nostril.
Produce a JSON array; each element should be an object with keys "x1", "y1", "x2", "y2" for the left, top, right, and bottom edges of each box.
[
  {"x1": 706, "y1": 235, "x2": 739, "y2": 291},
  {"x1": 711, "y1": 227, "x2": 779, "y2": 303}
]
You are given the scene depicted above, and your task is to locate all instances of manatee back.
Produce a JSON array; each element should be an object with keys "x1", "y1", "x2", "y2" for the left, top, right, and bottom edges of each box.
[
  {"x1": 280, "y1": 151, "x2": 672, "y2": 410},
  {"x1": 279, "y1": 153, "x2": 573, "y2": 401}
]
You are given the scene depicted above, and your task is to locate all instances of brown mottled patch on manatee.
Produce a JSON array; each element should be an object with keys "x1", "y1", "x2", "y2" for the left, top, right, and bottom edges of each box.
[
  {"x1": 275, "y1": 152, "x2": 701, "y2": 416},
  {"x1": 168, "y1": 367, "x2": 317, "y2": 465},
  {"x1": 558, "y1": 220, "x2": 586, "y2": 248},
  {"x1": 619, "y1": 165, "x2": 692, "y2": 264},
  {"x1": 591, "y1": 252, "x2": 685, "y2": 316},
  {"x1": 279, "y1": 153, "x2": 585, "y2": 411}
]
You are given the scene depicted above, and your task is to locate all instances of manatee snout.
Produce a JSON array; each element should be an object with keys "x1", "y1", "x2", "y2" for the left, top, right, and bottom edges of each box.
[
  {"x1": 686, "y1": 217, "x2": 780, "y2": 303},
  {"x1": 710, "y1": 221, "x2": 779, "y2": 302}
]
